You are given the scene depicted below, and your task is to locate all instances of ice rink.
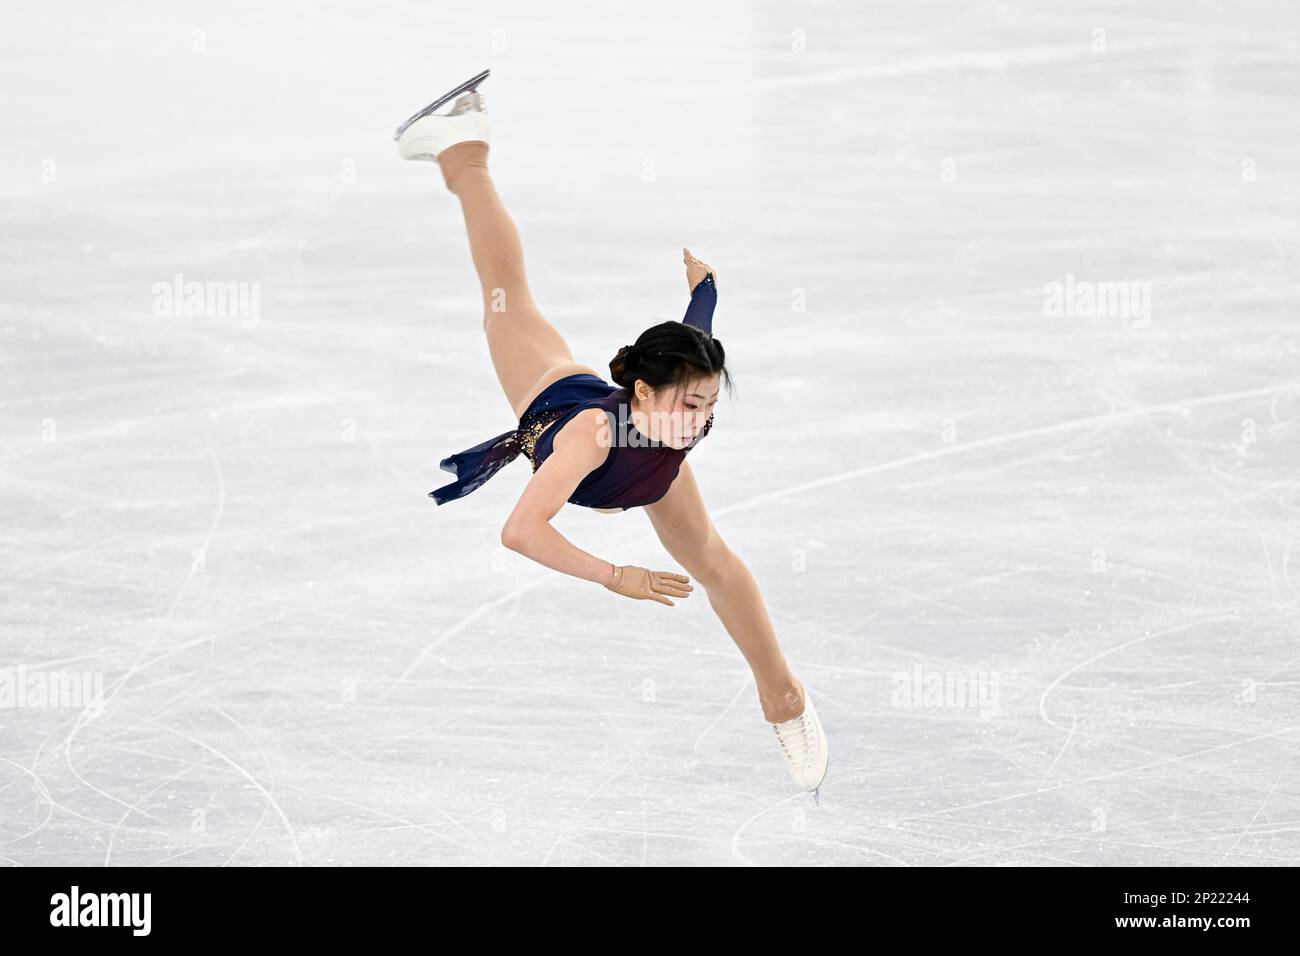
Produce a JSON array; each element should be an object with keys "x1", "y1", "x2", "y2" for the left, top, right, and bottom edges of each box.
[{"x1": 3, "y1": 0, "x2": 1298, "y2": 865}]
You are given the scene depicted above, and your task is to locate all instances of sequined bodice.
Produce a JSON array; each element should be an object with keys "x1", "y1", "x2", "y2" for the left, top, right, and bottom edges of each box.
[
  {"x1": 525, "y1": 378, "x2": 713, "y2": 509},
  {"x1": 518, "y1": 406, "x2": 567, "y2": 464}
]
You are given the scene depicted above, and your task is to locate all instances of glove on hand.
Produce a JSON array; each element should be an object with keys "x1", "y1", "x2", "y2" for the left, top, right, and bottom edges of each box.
[{"x1": 605, "y1": 564, "x2": 693, "y2": 606}]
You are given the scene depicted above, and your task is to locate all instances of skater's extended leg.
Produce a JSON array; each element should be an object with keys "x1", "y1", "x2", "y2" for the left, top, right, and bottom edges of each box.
[
  {"x1": 644, "y1": 461, "x2": 805, "y2": 724},
  {"x1": 438, "y1": 143, "x2": 580, "y2": 417}
]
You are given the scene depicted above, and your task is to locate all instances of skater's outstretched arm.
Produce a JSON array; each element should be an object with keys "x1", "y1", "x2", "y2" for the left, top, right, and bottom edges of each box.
[
  {"x1": 500, "y1": 409, "x2": 694, "y2": 605},
  {"x1": 681, "y1": 247, "x2": 716, "y2": 335},
  {"x1": 500, "y1": 410, "x2": 611, "y2": 582}
]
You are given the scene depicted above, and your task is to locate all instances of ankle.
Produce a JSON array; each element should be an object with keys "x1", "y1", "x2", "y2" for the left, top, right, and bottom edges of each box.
[
  {"x1": 438, "y1": 141, "x2": 490, "y2": 192},
  {"x1": 759, "y1": 677, "x2": 804, "y2": 723}
]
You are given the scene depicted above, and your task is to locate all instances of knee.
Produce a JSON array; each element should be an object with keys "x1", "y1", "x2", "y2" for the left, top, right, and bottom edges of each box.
[
  {"x1": 481, "y1": 285, "x2": 531, "y2": 322},
  {"x1": 482, "y1": 299, "x2": 525, "y2": 331},
  {"x1": 677, "y1": 534, "x2": 734, "y2": 589}
]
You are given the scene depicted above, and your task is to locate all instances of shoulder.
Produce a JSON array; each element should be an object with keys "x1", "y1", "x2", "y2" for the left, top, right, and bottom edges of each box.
[{"x1": 550, "y1": 407, "x2": 613, "y2": 468}]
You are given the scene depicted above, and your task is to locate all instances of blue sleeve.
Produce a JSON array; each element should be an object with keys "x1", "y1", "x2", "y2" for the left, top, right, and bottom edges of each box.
[{"x1": 681, "y1": 271, "x2": 716, "y2": 335}]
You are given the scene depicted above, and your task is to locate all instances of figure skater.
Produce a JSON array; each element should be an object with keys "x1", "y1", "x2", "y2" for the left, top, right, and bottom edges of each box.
[{"x1": 395, "y1": 70, "x2": 828, "y2": 795}]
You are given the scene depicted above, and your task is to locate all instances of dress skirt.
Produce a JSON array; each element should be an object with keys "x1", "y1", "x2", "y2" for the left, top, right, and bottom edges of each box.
[{"x1": 429, "y1": 373, "x2": 614, "y2": 505}]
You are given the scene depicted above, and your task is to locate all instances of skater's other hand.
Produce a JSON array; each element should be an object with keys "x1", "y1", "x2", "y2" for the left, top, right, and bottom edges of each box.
[
  {"x1": 683, "y1": 248, "x2": 714, "y2": 292},
  {"x1": 605, "y1": 564, "x2": 693, "y2": 606}
]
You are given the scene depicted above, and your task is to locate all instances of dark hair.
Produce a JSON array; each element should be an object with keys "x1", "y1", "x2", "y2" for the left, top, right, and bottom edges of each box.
[{"x1": 608, "y1": 321, "x2": 733, "y2": 403}]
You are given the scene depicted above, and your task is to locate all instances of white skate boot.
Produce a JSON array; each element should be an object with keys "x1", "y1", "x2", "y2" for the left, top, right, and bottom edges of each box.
[
  {"x1": 771, "y1": 678, "x2": 829, "y2": 800},
  {"x1": 396, "y1": 69, "x2": 492, "y2": 163}
]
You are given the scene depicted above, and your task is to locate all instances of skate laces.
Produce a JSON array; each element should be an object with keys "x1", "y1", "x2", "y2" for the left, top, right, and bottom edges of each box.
[{"x1": 773, "y1": 708, "x2": 815, "y2": 769}]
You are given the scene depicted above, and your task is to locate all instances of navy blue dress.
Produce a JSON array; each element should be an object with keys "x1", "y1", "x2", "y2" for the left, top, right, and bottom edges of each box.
[{"x1": 430, "y1": 272, "x2": 717, "y2": 509}]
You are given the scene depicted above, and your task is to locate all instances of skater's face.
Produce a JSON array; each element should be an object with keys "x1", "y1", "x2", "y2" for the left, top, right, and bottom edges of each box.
[{"x1": 632, "y1": 373, "x2": 720, "y2": 448}]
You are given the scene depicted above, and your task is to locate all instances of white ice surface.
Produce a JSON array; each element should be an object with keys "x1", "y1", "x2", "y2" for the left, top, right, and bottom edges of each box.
[{"x1": 2, "y1": 1, "x2": 1299, "y2": 865}]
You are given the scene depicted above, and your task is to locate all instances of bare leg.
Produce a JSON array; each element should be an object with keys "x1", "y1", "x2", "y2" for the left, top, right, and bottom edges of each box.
[
  {"x1": 644, "y1": 461, "x2": 805, "y2": 723},
  {"x1": 438, "y1": 142, "x2": 586, "y2": 416},
  {"x1": 702, "y1": 550, "x2": 804, "y2": 722}
]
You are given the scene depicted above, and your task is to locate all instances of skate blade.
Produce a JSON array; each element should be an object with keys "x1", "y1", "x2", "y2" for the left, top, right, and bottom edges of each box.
[{"x1": 394, "y1": 68, "x2": 490, "y2": 141}]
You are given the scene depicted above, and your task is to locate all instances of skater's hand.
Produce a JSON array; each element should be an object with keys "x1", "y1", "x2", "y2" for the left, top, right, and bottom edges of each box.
[
  {"x1": 605, "y1": 564, "x2": 693, "y2": 606},
  {"x1": 683, "y1": 248, "x2": 714, "y2": 293}
]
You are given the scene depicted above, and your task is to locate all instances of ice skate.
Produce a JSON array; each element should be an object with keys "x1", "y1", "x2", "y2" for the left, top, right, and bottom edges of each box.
[
  {"x1": 771, "y1": 678, "x2": 829, "y2": 799},
  {"x1": 393, "y1": 68, "x2": 489, "y2": 139},
  {"x1": 396, "y1": 70, "x2": 492, "y2": 162}
]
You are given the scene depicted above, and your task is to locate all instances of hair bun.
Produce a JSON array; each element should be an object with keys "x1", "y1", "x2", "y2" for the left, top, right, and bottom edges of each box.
[{"x1": 609, "y1": 343, "x2": 639, "y2": 387}]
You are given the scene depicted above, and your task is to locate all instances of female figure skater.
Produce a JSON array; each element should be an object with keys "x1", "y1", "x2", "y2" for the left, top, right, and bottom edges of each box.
[{"x1": 395, "y1": 71, "x2": 828, "y2": 795}]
